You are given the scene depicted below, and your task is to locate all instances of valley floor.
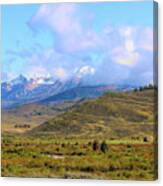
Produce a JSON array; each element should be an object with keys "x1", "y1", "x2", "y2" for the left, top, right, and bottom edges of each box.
[
  {"x1": 1, "y1": 133, "x2": 157, "y2": 180},
  {"x1": 1, "y1": 89, "x2": 158, "y2": 180}
]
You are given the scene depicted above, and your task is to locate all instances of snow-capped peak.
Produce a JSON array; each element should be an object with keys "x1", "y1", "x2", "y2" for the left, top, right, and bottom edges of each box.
[
  {"x1": 34, "y1": 77, "x2": 55, "y2": 85},
  {"x1": 10, "y1": 74, "x2": 27, "y2": 85}
]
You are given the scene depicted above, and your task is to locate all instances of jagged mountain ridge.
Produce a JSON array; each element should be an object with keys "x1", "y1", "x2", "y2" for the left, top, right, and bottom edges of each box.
[
  {"x1": 2, "y1": 75, "x2": 82, "y2": 108},
  {"x1": 40, "y1": 84, "x2": 134, "y2": 104},
  {"x1": 2, "y1": 74, "x2": 136, "y2": 109}
]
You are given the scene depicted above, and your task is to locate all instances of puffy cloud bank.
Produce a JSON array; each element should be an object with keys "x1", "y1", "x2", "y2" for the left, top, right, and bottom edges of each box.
[{"x1": 5, "y1": 3, "x2": 154, "y2": 86}]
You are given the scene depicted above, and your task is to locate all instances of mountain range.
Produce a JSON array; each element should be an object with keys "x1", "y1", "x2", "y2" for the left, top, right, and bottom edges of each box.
[{"x1": 1, "y1": 75, "x2": 136, "y2": 109}]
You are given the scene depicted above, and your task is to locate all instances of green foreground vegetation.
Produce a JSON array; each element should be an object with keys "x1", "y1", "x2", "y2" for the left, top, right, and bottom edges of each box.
[
  {"x1": 1, "y1": 89, "x2": 158, "y2": 180},
  {"x1": 1, "y1": 135, "x2": 157, "y2": 180}
]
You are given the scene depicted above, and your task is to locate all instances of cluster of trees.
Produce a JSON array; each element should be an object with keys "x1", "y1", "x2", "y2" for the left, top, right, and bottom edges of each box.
[
  {"x1": 92, "y1": 140, "x2": 108, "y2": 153},
  {"x1": 14, "y1": 124, "x2": 30, "y2": 128},
  {"x1": 134, "y1": 84, "x2": 157, "y2": 92}
]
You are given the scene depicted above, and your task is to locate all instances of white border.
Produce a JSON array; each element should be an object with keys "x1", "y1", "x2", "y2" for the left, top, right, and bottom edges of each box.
[{"x1": 0, "y1": 0, "x2": 162, "y2": 186}]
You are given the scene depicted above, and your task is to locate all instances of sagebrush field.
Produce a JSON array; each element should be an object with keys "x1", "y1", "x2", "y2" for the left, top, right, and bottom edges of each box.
[{"x1": 1, "y1": 88, "x2": 158, "y2": 180}]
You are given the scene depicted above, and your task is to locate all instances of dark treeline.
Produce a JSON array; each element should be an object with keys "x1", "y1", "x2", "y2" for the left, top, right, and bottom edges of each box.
[{"x1": 134, "y1": 84, "x2": 157, "y2": 92}]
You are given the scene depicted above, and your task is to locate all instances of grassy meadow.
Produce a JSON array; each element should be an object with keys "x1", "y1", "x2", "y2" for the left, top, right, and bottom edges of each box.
[{"x1": 1, "y1": 89, "x2": 158, "y2": 180}]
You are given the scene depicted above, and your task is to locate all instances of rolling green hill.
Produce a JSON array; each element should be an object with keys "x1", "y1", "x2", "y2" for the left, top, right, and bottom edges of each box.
[{"x1": 29, "y1": 89, "x2": 157, "y2": 139}]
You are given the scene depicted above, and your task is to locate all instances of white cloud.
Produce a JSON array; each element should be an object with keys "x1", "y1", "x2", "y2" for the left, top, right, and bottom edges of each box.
[
  {"x1": 30, "y1": 4, "x2": 82, "y2": 35},
  {"x1": 54, "y1": 67, "x2": 68, "y2": 80},
  {"x1": 138, "y1": 27, "x2": 153, "y2": 52},
  {"x1": 116, "y1": 52, "x2": 139, "y2": 66},
  {"x1": 13, "y1": 23, "x2": 153, "y2": 85},
  {"x1": 5, "y1": 5, "x2": 153, "y2": 86},
  {"x1": 77, "y1": 66, "x2": 95, "y2": 78},
  {"x1": 108, "y1": 26, "x2": 153, "y2": 68},
  {"x1": 25, "y1": 65, "x2": 49, "y2": 78},
  {"x1": 111, "y1": 44, "x2": 140, "y2": 67},
  {"x1": 125, "y1": 39, "x2": 135, "y2": 52},
  {"x1": 29, "y1": 4, "x2": 103, "y2": 53},
  {"x1": 119, "y1": 27, "x2": 135, "y2": 38}
]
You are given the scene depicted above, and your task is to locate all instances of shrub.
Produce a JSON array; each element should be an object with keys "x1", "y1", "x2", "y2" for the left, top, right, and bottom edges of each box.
[
  {"x1": 127, "y1": 144, "x2": 132, "y2": 148},
  {"x1": 61, "y1": 143, "x2": 65, "y2": 148},
  {"x1": 143, "y1": 136, "x2": 148, "y2": 142},
  {"x1": 80, "y1": 166, "x2": 94, "y2": 172},
  {"x1": 109, "y1": 165, "x2": 116, "y2": 171},
  {"x1": 32, "y1": 155, "x2": 36, "y2": 159},
  {"x1": 36, "y1": 112, "x2": 42, "y2": 115},
  {"x1": 139, "y1": 87, "x2": 143, "y2": 91},
  {"x1": 92, "y1": 140, "x2": 99, "y2": 151},
  {"x1": 56, "y1": 147, "x2": 60, "y2": 152},
  {"x1": 100, "y1": 141, "x2": 108, "y2": 153}
]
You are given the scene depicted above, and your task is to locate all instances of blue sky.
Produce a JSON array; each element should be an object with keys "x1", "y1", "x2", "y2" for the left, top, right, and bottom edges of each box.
[{"x1": 2, "y1": 1, "x2": 154, "y2": 85}]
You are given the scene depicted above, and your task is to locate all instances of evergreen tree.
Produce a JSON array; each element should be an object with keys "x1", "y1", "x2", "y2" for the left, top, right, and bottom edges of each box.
[
  {"x1": 92, "y1": 140, "x2": 99, "y2": 151},
  {"x1": 100, "y1": 141, "x2": 108, "y2": 153}
]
